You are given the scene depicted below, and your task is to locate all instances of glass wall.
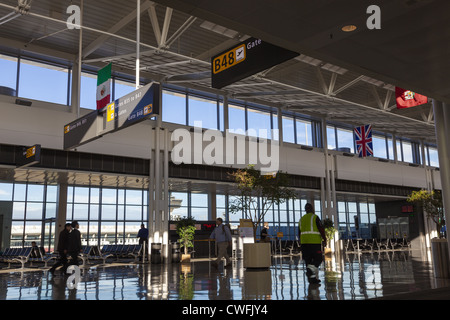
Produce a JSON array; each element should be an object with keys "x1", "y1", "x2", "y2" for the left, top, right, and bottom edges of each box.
[
  {"x1": 19, "y1": 59, "x2": 69, "y2": 105},
  {"x1": 0, "y1": 54, "x2": 17, "y2": 90},
  {"x1": 7, "y1": 183, "x2": 58, "y2": 251},
  {"x1": 337, "y1": 200, "x2": 377, "y2": 239}
]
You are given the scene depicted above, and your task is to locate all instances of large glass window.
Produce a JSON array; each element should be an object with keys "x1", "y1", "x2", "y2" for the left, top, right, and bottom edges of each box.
[
  {"x1": 282, "y1": 116, "x2": 295, "y2": 143},
  {"x1": 327, "y1": 126, "x2": 337, "y2": 150},
  {"x1": 337, "y1": 128, "x2": 354, "y2": 153},
  {"x1": 428, "y1": 147, "x2": 439, "y2": 167},
  {"x1": 188, "y1": 95, "x2": 218, "y2": 130},
  {"x1": 19, "y1": 59, "x2": 69, "y2": 105},
  {"x1": 372, "y1": 135, "x2": 387, "y2": 159},
  {"x1": 162, "y1": 90, "x2": 186, "y2": 125},
  {"x1": 0, "y1": 54, "x2": 17, "y2": 91},
  {"x1": 114, "y1": 78, "x2": 135, "y2": 100},
  {"x1": 247, "y1": 108, "x2": 272, "y2": 139},
  {"x1": 80, "y1": 72, "x2": 98, "y2": 109},
  {"x1": 402, "y1": 141, "x2": 413, "y2": 163},
  {"x1": 191, "y1": 193, "x2": 208, "y2": 221},
  {"x1": 296, "y1": 119, "x2": 313, "y2": 146},
  {"x1": 228, "y1": 104, "x2": 246, "y2": 133},
  {"x1": 169, "y1": 192, "x2": 188, "y2": 220}
]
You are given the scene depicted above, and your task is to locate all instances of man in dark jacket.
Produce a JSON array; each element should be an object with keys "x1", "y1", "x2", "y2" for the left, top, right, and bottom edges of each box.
[
  {"x1": 49, "y1": 223, "x2": 72, "y2": 275},
  {"x1": 67, "y1": 221, "x2": 82, "y2": 268}
]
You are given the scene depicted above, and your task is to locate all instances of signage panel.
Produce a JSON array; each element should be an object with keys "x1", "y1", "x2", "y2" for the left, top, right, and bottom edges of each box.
[
  {"x1": 63, "y1": 82, "x2": 160, "y2": 150},
  {"x1": 211, "y1": 37, "x2": 299, "y2": 89},
  {"x1": 17, "y1": 144, "x2": 41, "y2": 168}
]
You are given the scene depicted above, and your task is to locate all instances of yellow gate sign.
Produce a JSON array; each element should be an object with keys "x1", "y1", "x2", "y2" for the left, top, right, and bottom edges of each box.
[{"x1": 212, "y1": 44, "x2": 246, "y2": 74}]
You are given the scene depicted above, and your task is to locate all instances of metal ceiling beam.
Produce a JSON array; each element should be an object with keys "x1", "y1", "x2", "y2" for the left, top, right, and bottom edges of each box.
[
  {"x1": 160, "y1": 7, "x2": 173, "y2": 48},
  {"x1": 330, "y1": 75, "x2": 364, "y2": 96},
  {"x1": 82, "y1": 0, "x2": 154, "y2": 58},
  {"x1": 148, "y1": 3, "x2": 162, "y2": 45},
  {"x1": 165, "y1": 16, "x2": 197, "y2": 48}
]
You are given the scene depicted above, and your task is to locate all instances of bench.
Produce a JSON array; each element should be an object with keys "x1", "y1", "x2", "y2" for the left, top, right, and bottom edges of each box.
[
  {"x1": 80, "y1": 244, "x2": 143, "y2": 265},
  {"x1": 0, "y1": 247, "x2": 33, "y2": 269},
  {"x1": 28, "y1": 247, "x2": 57, "y2": 268}
]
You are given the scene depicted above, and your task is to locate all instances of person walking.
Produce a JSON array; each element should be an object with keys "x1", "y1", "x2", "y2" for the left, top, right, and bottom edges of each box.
[
  {"x1": 299, "y1": 203, "x2": 327, "y2": 284},
  {"x1": 137, "y1": 224, "x2": 149, "y2": 261},
  {"x1": 49, "y1": 223, "x2": 72, "y2": 275},
  {"x1": 210, "y1": 218, "x2": 232, "y2": 269},
  {"x1": 260, "y1": 222, "x2": 271, "y2": 243},
  {"x1": 67, "y1": 221, "x2": 82, "y2": 268}
]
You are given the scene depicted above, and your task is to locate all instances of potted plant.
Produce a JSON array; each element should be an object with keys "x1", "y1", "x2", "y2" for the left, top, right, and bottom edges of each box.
[
  {"x1": 407, "y1": 189, "x2": 444, "y2": 238},
  {"x1": 175, "y1": 216, "x2": 196, "y2": 263},
  {"x1": 322, "y1": 218, "x2": 336, "y2": 255},
  {"x1": 228, "y1": 165, "x2": 297, "y2": 268}
]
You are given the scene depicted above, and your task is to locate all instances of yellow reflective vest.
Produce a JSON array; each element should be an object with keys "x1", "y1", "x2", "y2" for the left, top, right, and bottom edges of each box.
[{"x1": 299, "y1": 213, "x2": 322, "y2": 244}]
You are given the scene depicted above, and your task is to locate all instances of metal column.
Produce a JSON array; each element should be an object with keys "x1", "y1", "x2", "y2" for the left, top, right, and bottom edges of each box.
[{"x1": 433, "y1": 100, "x2": 450, "y2": 261}]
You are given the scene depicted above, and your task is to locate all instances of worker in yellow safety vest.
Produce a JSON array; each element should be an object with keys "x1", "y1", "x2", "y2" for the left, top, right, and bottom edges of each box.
[{"x1": 298, "y1": 203, "x2": 327, "y2": 284}]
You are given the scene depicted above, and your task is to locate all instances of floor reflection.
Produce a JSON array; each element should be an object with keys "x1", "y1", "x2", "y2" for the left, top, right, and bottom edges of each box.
[{"x1": 0, "y1": 251, "x2": 449, "y2": 300}]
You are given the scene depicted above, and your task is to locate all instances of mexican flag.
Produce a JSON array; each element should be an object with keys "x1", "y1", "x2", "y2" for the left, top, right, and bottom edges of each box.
[{"x1": 96, "y1": 63, "x2": 111, "y2": 110}]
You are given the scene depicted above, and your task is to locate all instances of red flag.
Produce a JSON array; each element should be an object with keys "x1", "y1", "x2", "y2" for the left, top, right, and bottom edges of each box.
[{"x1": 395, "y1": 87, "x2": 428, "y2": 109}]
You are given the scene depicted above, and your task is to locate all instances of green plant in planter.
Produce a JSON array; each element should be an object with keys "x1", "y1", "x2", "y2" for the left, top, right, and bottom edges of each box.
[
  {"x1": 407, "y1": 189, "x2": 444, "y2": 238},
  {"x1": 175, "y1": 216, "x2": 197, "y2": 255},
  {"x1": 228, "y1": 165, "x2": 297, "y2": 242},
  {"x1": 322, "y1": 218, "x2": 336, "y2": 248}
]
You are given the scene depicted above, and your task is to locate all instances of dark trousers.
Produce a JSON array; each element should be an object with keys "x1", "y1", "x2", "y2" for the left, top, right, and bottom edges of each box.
[
  {"x1": 68, "y1": 252, "x2": 79, "y2": 267},
  {"x1": 301, "y1": 244, "x2": 323, "y2": 268},
  {"x1": 50, "y1": 254, "x2": 68, "y2": 273}
]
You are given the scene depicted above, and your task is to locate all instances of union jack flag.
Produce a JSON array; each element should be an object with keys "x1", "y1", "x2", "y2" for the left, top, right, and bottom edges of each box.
[{"x1": 354, "y1": 125, "x2": 373, "y2": 158}]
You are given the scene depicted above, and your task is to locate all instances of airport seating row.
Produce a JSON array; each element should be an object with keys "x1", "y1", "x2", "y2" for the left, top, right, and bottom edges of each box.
[
  {"x1": 344, "y1": 238, "x2": 411, "y2": 253},
  {"x1": 0, "y1": 244, "x2": 143, "y2": 269},
  {"x1": 0, "y1": 247, "x2": 57, "y2": 269}
]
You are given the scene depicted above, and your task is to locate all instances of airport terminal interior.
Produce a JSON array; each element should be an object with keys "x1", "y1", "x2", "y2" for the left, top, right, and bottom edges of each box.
[{"x1": 0, "y1": 0, "x2": 450, "y2": 302}]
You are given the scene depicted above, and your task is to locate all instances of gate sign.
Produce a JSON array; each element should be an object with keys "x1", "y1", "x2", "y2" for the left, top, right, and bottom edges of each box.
[
  {"x1": 17, "y1": 144, "x2": 41, "y2": 168},
  {"x1": 64, "y1": 82, "x2": 160, "y2": 150},
  {"x1": 211, "y1": 37, "x2": 299, "y2": 89}
]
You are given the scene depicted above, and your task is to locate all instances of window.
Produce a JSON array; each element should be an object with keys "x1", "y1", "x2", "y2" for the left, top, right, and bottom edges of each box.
[
  {"x1": 336, "y1": 128, "x2": 354, "y2": 153},
  {"x1": 428, "y1": 147, "x2": 439, "y2": 167},
  {"x1": 296, "y1": 119, "x2": 313, "y2": 146},
  {"x1": 114, "y1": 78, "x2": 135, "y2": 100},
  {"x1": 0, "y1": 183, "x2": 13, "y2": 201},
  {"x1": 387, "y1": 137, "x2": 394, "y2": 160},
  {"x1": 188, "y1": 95, "x2": 218, "y2": 130},
  {"x1": 216, "y1": 194, "x2": 227, "y2": 221},
  {"x1": 327, "y1": 126, "x2": 336, "y2": 150},
  {"x1": 402, "y1": 141, "x2": 413, "y2": 163},
  {"x1": 372, "y1": 135, "x2": 387, "y2": 159},
  {"x1": 80, "y1": 72, "x2": 98, "y2": 109},
  {"x1": 191, "y1": 193, "x2": 208, "y2": 221},
  {"x1": 228, "y1": 104, "x2": 246, "y2": 133},
  {"x1": 282, "y1": 116, "x2": 295, "y2": 143},
  {"x1": 0, "y1": 54, "x2": 17, "y2": 91},
  {"x1": 169, "y1": 192, "x2": 188, "y2": 220},
  {"x1": 162, "y1": 90, "x2": 186, "y2": 125},
  {"x1": 247, "y1": 108, "x2": 272, "y2": 139},
  {"x1": 19, "y1": 59, "x2": 69, "y2": 105}
]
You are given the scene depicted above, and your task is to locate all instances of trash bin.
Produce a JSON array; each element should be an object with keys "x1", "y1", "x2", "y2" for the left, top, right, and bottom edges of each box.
[
  {"x1": 151, "y1": 243, "x2": 162, "y2": 264},
  {"x1": 431, "y1": 238, "x2": 450, "y2": 278},
  {"x1": 172, "y1": 242, "x2": 181, "y2": 263}
]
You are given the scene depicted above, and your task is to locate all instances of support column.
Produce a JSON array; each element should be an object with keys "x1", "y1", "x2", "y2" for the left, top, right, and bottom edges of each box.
[
  {"x1": 433, "y1": 100, "x2": 450, "y2": 259},
  {"x1": 55, "y1": 184, "x2": 68, "y2": 251}
]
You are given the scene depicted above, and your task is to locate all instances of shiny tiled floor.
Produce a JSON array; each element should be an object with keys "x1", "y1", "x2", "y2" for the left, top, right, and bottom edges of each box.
[{"x1": 1, "y1": 250, "x2": 449, "y2": 300}]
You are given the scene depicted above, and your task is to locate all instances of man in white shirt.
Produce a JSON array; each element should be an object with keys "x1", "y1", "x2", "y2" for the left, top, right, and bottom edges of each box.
[{"x1": 210, "y1": 218, "x2": 232, "y2": 269}]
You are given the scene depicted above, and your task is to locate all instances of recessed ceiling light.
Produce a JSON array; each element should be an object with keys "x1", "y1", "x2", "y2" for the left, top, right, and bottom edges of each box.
[{"x1": 342, "y1": 25, "x2": 357, "y2": 32}]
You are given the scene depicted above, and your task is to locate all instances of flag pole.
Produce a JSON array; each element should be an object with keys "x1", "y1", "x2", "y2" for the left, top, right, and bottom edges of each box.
[{"x1": 136, "y1": 0, "x2": 140, "y2": 89}]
